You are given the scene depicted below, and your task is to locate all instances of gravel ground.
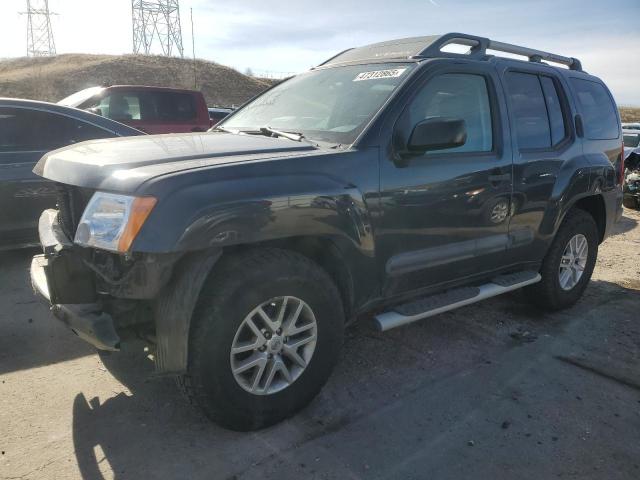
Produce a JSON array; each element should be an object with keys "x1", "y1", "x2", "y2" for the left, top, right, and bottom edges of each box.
[{"x1": 1, "y1": 208, "x2": 639, "y2": 480}]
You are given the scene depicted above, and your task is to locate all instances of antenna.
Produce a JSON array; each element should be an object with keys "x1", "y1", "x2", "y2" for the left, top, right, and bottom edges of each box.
[
  {"x1": 132, "y1": 0, "x2": 184, "y2": 57},
  {"x1": 20, "y1": 0, "x2": 57, "y2": 57},
  {"x1": 190, "y1": 7, "x2": 197, "y2": 88}
]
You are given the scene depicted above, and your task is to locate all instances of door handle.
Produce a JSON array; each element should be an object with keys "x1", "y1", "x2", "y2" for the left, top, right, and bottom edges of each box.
[{"x1": 488, "y1": 173, "x2": 511, "y2": 183}]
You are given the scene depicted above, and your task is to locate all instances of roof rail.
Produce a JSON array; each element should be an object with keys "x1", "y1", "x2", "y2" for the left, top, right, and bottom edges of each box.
[
  {"x1": 318, "y1": 33, "x2": 582, "y2": 71},
  {"x1": 416, "y1": 33, "x2": 582, "y2": 71}
]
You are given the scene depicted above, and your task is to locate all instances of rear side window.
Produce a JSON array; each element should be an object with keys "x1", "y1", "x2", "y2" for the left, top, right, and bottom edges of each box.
[
  {"x1": 408, "y1": 73, "x2": 493, "y2": 153},
  {"x1": 0, "y1": 107, "x2": 113, "y2": 154},
  {"x1": 540, "y1": 77, "x2": 567, "y2": 145},
  {"x1": 152, "y1": 92, "x2": 197, "y2": 121},
  {"x1": 570, "y1": 79, "x2": 619, "y2": 140},
  {"x1": 505, "y1": 72, "x2": 568, "y2": 149}
]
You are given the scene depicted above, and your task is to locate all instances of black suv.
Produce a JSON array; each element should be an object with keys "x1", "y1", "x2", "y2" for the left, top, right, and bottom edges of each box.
[{"x1": 30, "y1": 33, "x2": 623, "y2": 431}]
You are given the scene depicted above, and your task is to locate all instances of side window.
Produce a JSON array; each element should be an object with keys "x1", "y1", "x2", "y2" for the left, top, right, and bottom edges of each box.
[
  {"x1": 94, "y1": 94, "x2": 142, "y2": 121},
  {"x1": 570, "y1": 78, "x2": 619, "y2": 140},
  {"x1": 408, "y1": 73, "x2": 493, "y2": 153},
  {"x1": 539, "y1": 76, "x2": 567, "y2": 145},
  {"x1": 505, "y1": 72, "x2": 552, "y2": 149},
  {"x1": 152, "y1": 92, "x2": 197, "y2": 122},
  {"x1": 48, "y1": 116, "x2": 114, "y2": 146},
  {"x1": 0, "y1": 107, "x2": 112, "y2": 153},
  {"x1": 0, "y1": 107, "x2": 35, "y2": 153}
]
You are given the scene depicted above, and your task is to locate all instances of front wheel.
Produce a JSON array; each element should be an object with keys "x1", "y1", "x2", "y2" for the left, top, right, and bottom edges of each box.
[
  {"x1": 179, "y1": 248, "x2": 344, "y2": 431},
  {"x1": 524, "y1": 209, "x2": 598, "y2": 311}
]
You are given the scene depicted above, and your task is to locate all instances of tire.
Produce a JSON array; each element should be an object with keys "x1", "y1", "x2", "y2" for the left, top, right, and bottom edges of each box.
[
  {"x1": 178, "y1": 248, "x2": 344, "y2": 431},
  {"x1": 524, "y1": 208, "x2": 598, "y2": 311}
]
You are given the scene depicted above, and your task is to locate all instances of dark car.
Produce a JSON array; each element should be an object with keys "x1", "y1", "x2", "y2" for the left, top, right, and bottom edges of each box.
[
  {"x1": 30, "y1": 33, "x2": 623, "y2": 431},
  {"x1": 208, "y1": 107, "x2": 234, "y2": 125},
  {"x1": 0, "y1": 98, "x2": 143, "y2": 250},
  {"x1": 58, "y1": 85, "x2": 211, "y2": 134}
]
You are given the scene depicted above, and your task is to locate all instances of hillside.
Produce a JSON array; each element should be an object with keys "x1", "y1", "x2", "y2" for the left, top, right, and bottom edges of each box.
[
  {"x1": 620, "y1": 106, "x2": 640, "y2": 123},
  {"x1": 0, "y1": 53, "x2": 272, "y2": 107}
]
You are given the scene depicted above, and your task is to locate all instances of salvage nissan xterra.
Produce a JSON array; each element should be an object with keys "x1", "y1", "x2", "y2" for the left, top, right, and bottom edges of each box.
[{"x1": 30, "y1": 33, "x2": 624, "y2": 431}]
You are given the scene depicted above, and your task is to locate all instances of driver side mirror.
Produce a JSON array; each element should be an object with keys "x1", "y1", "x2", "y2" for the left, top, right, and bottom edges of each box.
[{"x1": 407, "y1": 117, "x2": 467, "y2": 153}]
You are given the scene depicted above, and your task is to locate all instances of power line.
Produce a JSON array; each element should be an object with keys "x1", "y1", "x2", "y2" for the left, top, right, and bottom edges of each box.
[{"x1": 132, "y1": 0, "x2": 184, "y2": 57}]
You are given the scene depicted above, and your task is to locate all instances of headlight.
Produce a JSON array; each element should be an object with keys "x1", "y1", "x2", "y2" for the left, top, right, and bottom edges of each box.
[{"x1": 74, "y1": 192, "x2": 157, "y2": 252}]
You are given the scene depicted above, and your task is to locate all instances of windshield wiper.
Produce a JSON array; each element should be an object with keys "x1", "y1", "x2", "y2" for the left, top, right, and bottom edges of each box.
[{"x1": 258, "y1": 126, "x2": 305, "y2": 142}]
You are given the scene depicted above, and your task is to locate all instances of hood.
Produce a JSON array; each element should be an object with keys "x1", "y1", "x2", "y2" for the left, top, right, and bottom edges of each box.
[{"x1": 34, "y1": 132, "x2": 318, "y2": 192}]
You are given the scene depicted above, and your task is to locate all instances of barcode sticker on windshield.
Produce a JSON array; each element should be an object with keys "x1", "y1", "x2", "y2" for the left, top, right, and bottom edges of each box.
[{"x1": 353, "y1": 68, "x2": 407, "y2": 82}]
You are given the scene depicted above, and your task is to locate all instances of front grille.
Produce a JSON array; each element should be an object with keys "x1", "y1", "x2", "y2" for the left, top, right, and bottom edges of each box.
[{"x1": 55, "y1": 184, "x2": 94, "y2": 239}]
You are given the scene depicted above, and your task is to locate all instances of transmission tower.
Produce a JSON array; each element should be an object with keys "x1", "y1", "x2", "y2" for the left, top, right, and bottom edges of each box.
[
  {"x1": 21, "y1": 0, "x2": 56, "y2": 57},
  {"x1": 132, "y1": 0, "x2": 184, "y2": 57}
]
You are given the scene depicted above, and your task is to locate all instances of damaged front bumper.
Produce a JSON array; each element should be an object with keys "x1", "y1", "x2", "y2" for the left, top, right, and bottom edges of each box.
[
  {"x1": 30, "y1": 208, "x2": 221, "y2": 373},
  {"x1": 30, "y1": 209, "x2": 122, "y2": 351}
]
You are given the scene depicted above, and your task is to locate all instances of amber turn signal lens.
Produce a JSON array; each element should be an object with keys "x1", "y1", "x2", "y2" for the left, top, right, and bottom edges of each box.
[{"x1": 117, "y1": 196, "x2": 157, "y2": 252}]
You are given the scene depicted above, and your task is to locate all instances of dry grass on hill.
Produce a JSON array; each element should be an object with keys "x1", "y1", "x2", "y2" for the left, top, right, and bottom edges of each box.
[
  {"x1": 0, "y1": 53, "x2": 272, "y2": 107},
  {"x1": 619, "y1": 106, "x2": 640, "y2": 123}
]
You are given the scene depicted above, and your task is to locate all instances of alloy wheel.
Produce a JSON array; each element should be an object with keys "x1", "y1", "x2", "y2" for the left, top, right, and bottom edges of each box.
[
  {"x1": 558, "y1": 233, "x2": 588, "y2": 291},
  {"x1": 230, "y1": 296, "x2": 318, "y2": 395}
]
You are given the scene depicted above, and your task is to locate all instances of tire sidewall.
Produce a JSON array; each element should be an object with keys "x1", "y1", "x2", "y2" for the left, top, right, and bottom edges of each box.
[
  {"x1": 191, "y1": 261, "x2": 343, "y2": 429},
  {"x1": 543, "y1": 212, "x2": 598, "y2": 308}
]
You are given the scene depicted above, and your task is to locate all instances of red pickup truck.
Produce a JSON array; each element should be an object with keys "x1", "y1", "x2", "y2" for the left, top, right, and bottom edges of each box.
[{"x1": 58, "y1": 85, "x2": 211, "y2": 134}]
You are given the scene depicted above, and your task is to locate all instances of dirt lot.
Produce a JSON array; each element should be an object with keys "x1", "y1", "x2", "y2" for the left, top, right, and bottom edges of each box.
[{"x1": 1, "y1": 209, "x2": 639, "y2": 480}]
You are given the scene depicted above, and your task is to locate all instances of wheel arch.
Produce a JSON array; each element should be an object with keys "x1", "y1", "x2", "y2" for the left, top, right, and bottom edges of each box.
[
  {"x1": 153, "y1": 236, "x2": 369, "y2": 374},
  {"x1": 572, "y1": 194, "x2": 607, "y2": 243}
]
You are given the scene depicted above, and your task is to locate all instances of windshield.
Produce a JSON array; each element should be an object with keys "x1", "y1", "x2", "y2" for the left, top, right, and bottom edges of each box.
[
  {"x1": 58, "y1": 86, "x2": 104, "y2": 107},
  {"x1": 221, "y1": 63, "x2": 415, "y2": 145}
]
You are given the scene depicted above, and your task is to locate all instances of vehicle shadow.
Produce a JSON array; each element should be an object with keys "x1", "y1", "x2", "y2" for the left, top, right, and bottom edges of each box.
[
  {"x1": 0, "y1": 248, "x2": 96, "y2": 376},
  {"x1": 610, "y1": 207, "x2": 638, "y2": 236},
  {"x1": 70, "y1": 279, "x2": 640, "y2": 479}
]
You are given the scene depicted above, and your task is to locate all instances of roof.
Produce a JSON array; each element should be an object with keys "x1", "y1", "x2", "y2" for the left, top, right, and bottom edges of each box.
[{"x1": 318, "y1": 33, "x2": 582, "y2": 72}]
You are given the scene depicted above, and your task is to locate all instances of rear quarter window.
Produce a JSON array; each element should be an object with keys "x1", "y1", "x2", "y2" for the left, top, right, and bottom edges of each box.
[
  {"x1": 152, "y1": 92, "x2": 197, "y2": 121},
  {"x1": 570, "y1": 78, "x2": 619, "y2": 140}
]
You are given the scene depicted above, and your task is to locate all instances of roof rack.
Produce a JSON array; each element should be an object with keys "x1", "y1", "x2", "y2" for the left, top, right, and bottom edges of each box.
[
  {"x1": 319, "y1": 33, "x2": 582, "y2": 71},
  {"x1": 417, "y1": 33, "x2": 582, "y2": 71}
]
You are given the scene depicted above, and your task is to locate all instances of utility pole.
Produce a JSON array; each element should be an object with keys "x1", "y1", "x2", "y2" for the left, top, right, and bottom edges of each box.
[
  {"x1": 20, "y1": 0, "x2": 56, "y2": 57},
  {"x1": 132, "y1": 0, "x2": 184, "y2": 57}
]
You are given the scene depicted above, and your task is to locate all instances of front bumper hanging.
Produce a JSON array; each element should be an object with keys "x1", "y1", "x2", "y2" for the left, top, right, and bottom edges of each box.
[{"x1": 30, "y1": 209, "x2": 121, "y2": 351}]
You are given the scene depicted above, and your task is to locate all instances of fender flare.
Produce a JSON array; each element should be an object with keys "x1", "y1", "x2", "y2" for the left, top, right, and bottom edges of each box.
[{"x1": 153, "y1": 248, "x2": 221, "y2": 374}]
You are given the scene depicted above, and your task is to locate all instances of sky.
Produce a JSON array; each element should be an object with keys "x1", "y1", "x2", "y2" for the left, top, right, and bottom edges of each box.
[{"x1": 1, "y1": 0, "x2": 639, "y2": 105}]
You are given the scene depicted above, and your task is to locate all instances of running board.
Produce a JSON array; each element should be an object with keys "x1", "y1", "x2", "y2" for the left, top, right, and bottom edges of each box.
[{"x1": 374, "y1": 271, "x2": 541, "y2": 332}]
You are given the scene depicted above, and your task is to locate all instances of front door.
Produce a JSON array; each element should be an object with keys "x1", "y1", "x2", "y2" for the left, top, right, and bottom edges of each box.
[{"x1": 376, "y1": 66, "x2": 513, "y2": 297}]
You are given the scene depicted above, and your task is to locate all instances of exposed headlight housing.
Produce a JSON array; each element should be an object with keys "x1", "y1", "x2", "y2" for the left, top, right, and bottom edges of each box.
[{"x1": 74, "y1": 192, "x2": 156, "y2": 253}]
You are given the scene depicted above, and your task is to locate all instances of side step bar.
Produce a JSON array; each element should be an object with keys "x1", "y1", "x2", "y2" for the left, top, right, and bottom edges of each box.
[{"x1": 374, "y1": 271, "x2": 541, "y2": 332}]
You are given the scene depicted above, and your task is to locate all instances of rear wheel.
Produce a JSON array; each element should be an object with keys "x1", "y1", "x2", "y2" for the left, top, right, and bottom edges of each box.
[
  {"x1": 179, "y1": 248, "x2": 344, "y2": 431},
  {"x1": 525, "y1": 209, "x2": 598, "y2": 311}
]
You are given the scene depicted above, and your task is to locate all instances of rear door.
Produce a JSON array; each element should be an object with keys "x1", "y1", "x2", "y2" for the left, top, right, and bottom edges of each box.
[
  {"x1": 0, "y1": 107, "x2": 113, "y2": 248},
  {"x1": 501, "y1": 66, "x2": 582, "y2": 264},
  {"x1": 377, "y1": 63, "x2": 514, "y2": 297}
]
